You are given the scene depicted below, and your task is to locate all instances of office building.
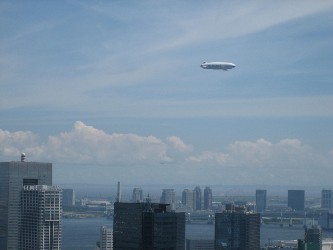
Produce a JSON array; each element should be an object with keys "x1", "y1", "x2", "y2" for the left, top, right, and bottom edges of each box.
[
  {"x1": 204, "y1": 186, "x2": 213, "y2": 210},
  {"x1": 256, "y1": 189, "x2": 267, "y2": 213},
  {"x1": 62, "y1": 188, "x2": 75, "y2": 206},
  {"x1": 288, "y1": 190, "x2": 305, "y2": 211},
  {"x1": 318, "y1": 211, "x2": 333, "y2": 229},
  {"x1": 132, "y1": 188, "x2": 143, "y2": 202},
  {"x1": 215, "y1": 205, "x2": 260, "y2": 250},
  {"x1": 0, "y1": 158, "x2": 52, "y2": 250},
  {"x1": 321, "y1": 189, "x2": 332, "y2": 210},
  {"x1": 182, "y1": 189, "x2": 194, "y2": 211},
  {"x1": 193, "y1": 186, "x2": 202, "y2": 210},
  {"x1": 160, "y1": 189, "x2": 176, "y2": 210},
  {"x1": 113, "y1": 201, "x2": 185, "y2": 249},
  {"x1": 186, "y1": 239, "x2": 215, "y2": 250},
  {"x1": 99, "y1": 226, "x2": 113, "y2": 250},
  {"x1": 298, "y1": 226, "x2": 322, "y2": 250},
  {"x1": 20, "y1": 185, "x2": 62, "y2": 250}
]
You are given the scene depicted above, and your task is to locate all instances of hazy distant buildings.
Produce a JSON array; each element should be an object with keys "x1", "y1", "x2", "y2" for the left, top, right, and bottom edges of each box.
[
  {"x1": 256, "y1": 189, "x2": 267, "y2": 213},
  {"x1": 20, "y1": 185, "x2": 62, "y2": 250},
  {"x1": 215, "y1": 204, "x2": 260, "y2": 250},
  {"x1": 204, "y1": 186, "x2": 212, "y2": 210},
  {"x1": 99, "y1": 226, "x2": 113, "y2": 250},
  {"x1": 288, "y1": 190, "x2": 305, "y2": 211},
  {"x1": 193, "y1": 186, "x2": 202, "y2": 211},
  {"x1": 182, "y1": 189, "x2": 194, "y2": 211},
  {"x1": 113, "y1": 201, "x2": 185, "y2": 249},
  {"x1": 318, "y1": 211, "x2": 333, "y2": 229},
  {"x1": 321, "y1": 189, "x2": 332, "y2": 210},
  {"x1": 132, "y1": 188, "x2": 143, "y2": 202},
  {"x1": 62, "y1": 188, "x2": 75, "y2": 206},
  {"x1": 160, "y1": 189, "x2": 176, "y2": 210},
  {"x1": 0, "y1": 159, "x2": 52, "y2": 250}
]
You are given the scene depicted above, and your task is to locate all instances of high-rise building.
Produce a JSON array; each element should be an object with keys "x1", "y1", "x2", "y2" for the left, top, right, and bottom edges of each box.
[
  {"x1": 193, "y1": 186, "x2": 202, "y2": 211},
  {"x1": 298, "y1": 226, "x2": 322, "y2": 250},
  {"x1": 256, "y1": 189, "x2": 267, "y2": 213},
  {"x1": 321, "y1": 189, "x2": 332, "y2": 210},
  {"x1": 0, "y1": 158, "x2": 52, "y2": 250},
  {"x1": 182, "y1": 189, "x2": 194, "y2": 211},
  {"x1": 20, "y1": 185, "x2": 62, "y2": 250},
  {"x1": 215, "y1": 205, "x2": 260, "y2": 250},
  {"x1": 160, "y1": 189, "x2": 176, "y2": 210},
  {"x1": 99, "y1": 226, "x2": 113, "y2": 250},
  {"x1": 288, "y1": 190, "x2": 305, "y2": 211},
  {"x1": 113, "y1": 201, "x2": 185, "y2": 249},
  {"x1": 62, "y1": 188, "x2": 75, "y2": 206},
  {"x1": 132, "y1": 188, "x2": 143, "y2": 202},
  {"x1": 204, "y1": 186, "x2": 213, "y2": 210}
]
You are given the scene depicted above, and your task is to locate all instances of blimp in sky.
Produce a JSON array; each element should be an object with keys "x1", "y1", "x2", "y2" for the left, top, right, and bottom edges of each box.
[{"x1": 200, "y1": 61, "x2": 236, "y2": 71}]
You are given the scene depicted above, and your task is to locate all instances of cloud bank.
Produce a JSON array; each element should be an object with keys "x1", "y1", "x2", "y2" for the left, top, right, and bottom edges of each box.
[{"x1": 1, "y1": 121, "x2": 332, "y2": 185}]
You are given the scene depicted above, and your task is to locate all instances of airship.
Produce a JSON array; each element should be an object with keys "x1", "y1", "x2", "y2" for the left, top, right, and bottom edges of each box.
[{"x1": 200, "y1": 61, "x2": 236, "y2": 71}]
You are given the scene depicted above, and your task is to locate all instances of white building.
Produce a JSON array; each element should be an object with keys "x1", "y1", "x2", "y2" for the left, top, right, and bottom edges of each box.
[
  {"x1": 99, "y1": 226, "x2": 113, "y2": 250},
  {"x1": 21, "y1": 185, "x2": 62, "y2": 250}
]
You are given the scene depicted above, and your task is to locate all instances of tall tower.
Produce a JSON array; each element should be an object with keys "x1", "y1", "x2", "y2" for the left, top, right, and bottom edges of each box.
[
  {"x1": 256, "y1": 189, "x2": 267, "y2": 213},
  {"x1": 288, "y1": 190, "x2": 305, "y2": 211},
  {"x1": 132, "y1": 188, "x2": 143, "y2": 202},
  {"x1": 117, "y1": 182, "x2": 121, "y2": 203},
  {"x1": 321, "y1": 189, "x2": 332, "y2": 210},
  {"x1": 193, "y1": 186, "x2": 202, "y2": 211},
  {"x1": 20, "y1": 185, "x2": 62, "y2": 250},
  {"x1": 0, "y1": 158, "x2": 52, "y2": 250},
  {"x1": 215, "y1": 205, "x2": 260, "y2": 250},
  {"x1": 160, "y1": 189, "x2": 176, "y2": 210},
  {"x1": 182, "y1": 189, "x2": 194, "y2": 211},
  {"x1": 99, "y1": 226, "x2": 113, "y2": 250},
  {"x1": 204, "y1": 186, "x2": 213, "y2": 210}
]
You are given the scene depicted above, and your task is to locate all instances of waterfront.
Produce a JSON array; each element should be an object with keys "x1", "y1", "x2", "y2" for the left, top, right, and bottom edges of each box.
[{"x1": 62, "y1": 217, "x2": 333, "y2": 249}]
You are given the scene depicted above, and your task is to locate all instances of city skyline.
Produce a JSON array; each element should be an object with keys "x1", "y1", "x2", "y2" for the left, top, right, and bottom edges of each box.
[{"x1": 1, "y1": 1, "x2": 333, "y2": 186}]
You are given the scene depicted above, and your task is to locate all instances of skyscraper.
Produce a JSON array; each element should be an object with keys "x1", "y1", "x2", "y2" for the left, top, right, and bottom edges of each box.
[
  {"x1": 298, "y1": 226, "x2": 322, "y2": 250},
  {"x1": 20, "y1": 185, "x2": 62, "y2": 250},
  {"x1": 193, "y1": 186, "x2": 202, "y2": 211},
  {"x1": 215, "y1": 205, "x2": 260, "y2": 250},
  {"x1": 132, "y1": 187, "x2": 143, "y2": 202},
  {"x1": 0, "y1": 159, "x2": 52, "y2": 250},
  {"x1": 160, "y1": 189, "x2": 176, "y2": 210},
  {"x1": 204, "y1": 186, "x2": 213, "y2": 210},
  {"x1": 182, "y1": 189, "x2": 194, "y2": 211},
  {"x1": 288, "y1": 190, "x2": 305, "y2": 211},
  {"x1": 99, "y1": 226, "x2": 113, "y2": 250},
  {"x1": 62, "y1": 188, "x2": 75, "y2": 206},
  {"x1": 113, "y1": 201, "x2": 185, "y2": 249},
  {"x1": 256, "y1": 189, "x2": 267, "y2": 213},
  {"x1": 321, "y1": 189, "x2": 332, "y2": 210}
]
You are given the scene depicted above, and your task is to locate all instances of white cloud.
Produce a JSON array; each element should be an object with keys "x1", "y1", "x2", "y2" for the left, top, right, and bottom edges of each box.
[{"x1": 0, "y1": 122, "x2": 332, "y2": 185}]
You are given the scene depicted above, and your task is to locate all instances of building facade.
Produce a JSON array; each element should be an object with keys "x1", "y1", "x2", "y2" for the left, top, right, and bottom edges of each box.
[
  {"x1": 132, "y1": 188, "x2": 143, "y2": 203},
  {"x1": 0, "y1": 160, "x2": 52, "y2": 250},
  {"x1": 62, "y1": 188, "x2": 75, "y2": 206},
  {"x1": 256, "y1": 189, "x2": 267, "y2": 213},
  {"x1": 99, "y1": 226, "x2": 113, "y2": 250},
  {"x1": 193, "y1": 186, "x2": 202, "y2": 211},
  {"x1": 160, "y1": 189, "x2": 176, "y2": 210},
  {"x1": 321, "y1": 189, "x2": 332, "y2": 210},
  {"x1": 204, "y1": 186, "x2": 213, "y2": 210},
  {"x1": 215, "y1": 205, "x2": 260, "y2": 250},
  {"x1": 182, "y1": 189, "x2": 194, "y2": 211},
  {"x1": 288, "y1": 190, "x2": 305, "y2": 211},
  {"x1": 113, "y1": 202, "x2": 185, "y2": 250},
  {"x1": 20, "y1": 185, "x2": 62, "y2": 250}
]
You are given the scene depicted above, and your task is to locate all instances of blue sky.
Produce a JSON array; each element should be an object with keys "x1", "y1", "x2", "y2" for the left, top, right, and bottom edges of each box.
[{"x1": 1, "y1": 1, "x2": 333, "y2": 186}]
